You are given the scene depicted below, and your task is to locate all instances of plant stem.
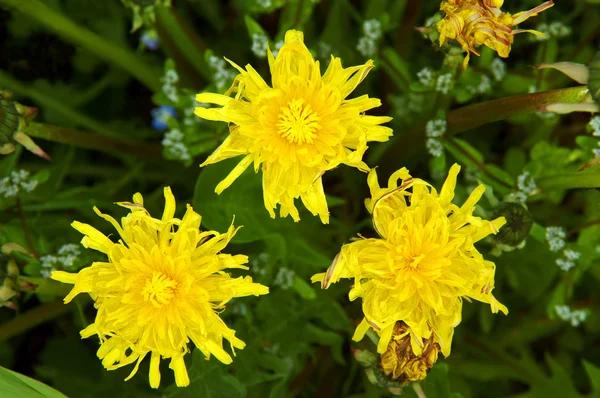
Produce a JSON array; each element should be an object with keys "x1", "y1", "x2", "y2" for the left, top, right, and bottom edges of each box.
[
  {"x1": 0, "y1": 0, "x2": 160, "y2": 91},
  {"x1": 447, "y1": 86, "x2": 588, "y2": 137},
  {"x1": 413, "y1": 383, "x2": 427, "y2": 398},
  {"x1": 155, "y1": 6, "x2": 212, "y2": 82},
  {"x1": 22, "y1": 122, "x2": 162, "y2": 159},
  {"x1": 0, "y1": 301, "x2": 71, "y2": 341}
]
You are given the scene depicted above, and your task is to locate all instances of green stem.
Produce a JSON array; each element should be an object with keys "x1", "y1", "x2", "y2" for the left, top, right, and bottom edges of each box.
[
  {"x1": 0, "y1": 0, "x2": 160, "y2": 91},
  {"x1": 22, "y1": 122, "x2": 162, "y2": 159},
  {"x1": 447, "y1": 86, "x2": 588, "y2": 137},
  {"x1": 0, "y1": 301, "x2": 71, "y2": 341},
  {"x1": 155, "y1": 5, "x2": 212, "y2": 82},
  {"x1": 0, "y1": 70, "x2": 123, "y2": 138}
]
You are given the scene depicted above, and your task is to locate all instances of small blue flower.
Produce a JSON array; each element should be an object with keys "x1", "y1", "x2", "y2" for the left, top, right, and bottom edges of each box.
[
  {"x1": 141, "y1": 30, "x2": 159, "y2": 50},
  {"x1": 151, "y1": 105, "x2": 176, "y2": 131}
]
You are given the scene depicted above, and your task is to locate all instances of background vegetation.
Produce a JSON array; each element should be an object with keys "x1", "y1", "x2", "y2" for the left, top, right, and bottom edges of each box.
[{"x1": 1, "y1": 0, "x2": 600, "y2": 397}]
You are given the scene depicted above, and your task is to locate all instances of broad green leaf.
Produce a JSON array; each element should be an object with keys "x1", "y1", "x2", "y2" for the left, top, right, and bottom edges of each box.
[{"x1": 0, "y1": 366, "x2": 67, "y2": 398}]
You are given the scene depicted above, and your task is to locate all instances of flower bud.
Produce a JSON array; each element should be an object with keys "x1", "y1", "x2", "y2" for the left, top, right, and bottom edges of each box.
[{"x1": 493, "y1": 203, "x2": 533, "y2": 246}]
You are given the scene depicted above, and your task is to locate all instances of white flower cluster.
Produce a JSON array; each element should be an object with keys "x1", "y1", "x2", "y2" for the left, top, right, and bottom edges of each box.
[
  {"x1": 545, "y1": 226, "x2": 566, "y2": 252},
  {"x1": 357, "y1": 19, "x2": 382, "y2": 57},
  {"x1": 467, "y1": 75, "x2": 492, "y2": 95},
  {"x1": 417, "y1": 67, "x2": 434, "y2": 87},
  {"x1": 426, "y1": 119, "x2": 447, "y2": 138},
  {"x1": 250, "y1": 252, "x2": 270, "y2": 277},
  {"x1": 508, "y1": 171, "x2": 537, "y2": 203},
  {"x1": 589, "y1": 116, "x2": 600, "y2": 137},
  {"x1": 426, "y1": 138, "x2": 444, "y2": 158},
  {"x1": 40, "y1": 244, "x2": 81, "y2": 278},
  {"x1": 208, "y1": 55, "x2": 237, "y2": 92},
  {"x1": 436, "y1": 73, "x2": 454, "y2": 94},
  {"x1": 0, "y1": 170, "x2": 38, "y2": 198},
  {"x1": 555, "y1": 305, "x2": 587, "y2": 327},
  {"x1": 556, "y1": 248, "x2": 581, "y2": 272},
  {"x1": 273, "y1": 267, "x2": 295, "y2": 290},
  {"x1": 162, "y1": 69, "x2": 179, "y2": 103},
  {"x1": 425, "y1": 118, "x2": 447, "y2": 158},
  {"x1": 161, "y1": 128, "x2": 191, "y2": 162},
  {"x1": 490, "y1": 58, "x2": 506, "y2": 82},
  {"x1": 534, "y1": 22, "x2": 572, "y2": 41},
  {"x1": 251, "y1": 33, "x2": 268, "y2": 58}
]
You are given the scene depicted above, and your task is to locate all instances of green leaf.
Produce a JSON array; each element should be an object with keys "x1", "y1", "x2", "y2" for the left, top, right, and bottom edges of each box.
[
  {"x1": 163, "y1": 351, "x2": 246, "y2": 398},
  {"x1": 0, "y1": 366, "x2": 68, "y2": 398}
]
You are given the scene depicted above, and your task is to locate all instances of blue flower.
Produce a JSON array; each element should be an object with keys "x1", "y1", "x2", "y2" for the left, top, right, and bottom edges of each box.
[
  {"x1": 151, "y1": 106, "x2": 176, "y2": 131},
  {"x1": 141, "y1": 31, "x2": 159, "y2": 51}
]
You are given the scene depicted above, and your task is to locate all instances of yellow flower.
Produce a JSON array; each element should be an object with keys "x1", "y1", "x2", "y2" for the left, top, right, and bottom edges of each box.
[
  {"x1": 52, "y1": 188, "x2": 268, "y2": 388},
  {"x1": 437, "y1": 0, "x2": 554, "y2": 68},
  {"x1": 195, "y1": 30, "x2": 392, "y2": 224},
  {"x1": 380, "y1": 322, "x2": 440, "y2": 385},
  {"x1": 312, "y1": 164, "x2": 507, "y2": 363}
]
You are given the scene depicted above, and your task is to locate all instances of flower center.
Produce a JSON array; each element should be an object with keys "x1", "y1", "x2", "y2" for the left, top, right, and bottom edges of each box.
[
  {"x1": 276, "y1": 98, "x2": 321, "y2": 144},
  {"x1": 142, "y1": 271, "x2": 178, "y2": 307}
]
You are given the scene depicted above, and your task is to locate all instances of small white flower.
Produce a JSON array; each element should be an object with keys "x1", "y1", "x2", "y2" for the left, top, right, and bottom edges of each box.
[
  {"x1": 548, "y1": 21, "x2": 571, "y2": 38},
  {"x1": 273, "y1": 267, "x2": 295, "y2": 290},
  {"x1": 528, "y1": 85, "x2": 538, "y2": 93},
  {"x1": 570, "y1": 310, "x2": 587, "y2": 327},
  {"x1": 490, "y1": 58, "x2": 506, "y2": 82},
  {"x1": 356, "y1": 37, "x2": 377, "y2": 57},
  {"x1": 426, "y1": 119, "x2": 447, "y2": 138},
  {"x1": 593, "y1": 148, "x2": 600, "y2": 158},
  {"x1": 436, "y1": 73, "x2": 454, "y2": 94},
  {"x1": 517, "y1": 171, "x2": 537, "y2": 195},
  {"x1": 58, "y1": 244, "x2": 80, "y2": 256},
  {"x1": 426, "y1": 138, "x2": 444, "y2": 158},
  {"x1": 417, "y1": 67, "x2": 434, "y2": 87},
  {"x1": 251, "y1": 33, "x2": 269, "y2": 58},
  {"x1": 40, "y1": 255, "x2": 58, "y2": 269},
  {"x1": 556, "y1": 258, "x2": 575, "y2": 271},
  {"x1": 555, "y1": 305, "x2": 571, "y2": 321},
  {"x1": 563, "y1": 249, "x2": 581, "y2": 261},
  {"x1": 363, "y1": 19, "x2": 382, "y2": 40},
  {"x1": 475, "y1": 75, "x2": 492, "y2": 94},
  {"x1": 507, "y1": 191, "x2": 528, "y2": 204},
  {"x1": 163, "y1": 69, "x2": 179, "y2": 85},
  {"x1": 546, "y1": 226, "x2": 566, "y2": 252},
  {"x1": 250, "y1": 252, "x2": 270, "y2": 276},
  {"x1": 40, "y1": 269, "x2": 53, "y2": 279},
  {"x1": 162, "y1": 84, "x2": 179, "y2": 102},
  {"x1": 588, "y1": 116, "x2": 600, "y2": 137},
  {"x1": 0, "y1": 169, "x2": 38, "y2": 198}
]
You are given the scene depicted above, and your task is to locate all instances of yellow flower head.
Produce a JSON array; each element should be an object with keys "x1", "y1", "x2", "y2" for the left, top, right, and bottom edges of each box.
[
  {"x1": 380, "y1": 322, "x2": 440, "y2": 385},
  {"x1": 312, "y1": 164, "x2": 507, "y2": 360},
  {"x1": 52, "y1": 188, "x2": 268, "y2": 388},
  {"x1": 195, "y1": 30, "x2": 393, "y2": 224},
  {"x1": 437, "y1": 0, "x2": 554, "y2": 68}
]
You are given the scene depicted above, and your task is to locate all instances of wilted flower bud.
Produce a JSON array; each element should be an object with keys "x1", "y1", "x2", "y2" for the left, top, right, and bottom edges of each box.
[
  {"x1": 493, "y1": 202, "x2": 533, "y2": 246},
  {"x1": 0, "y1": 93, "x2": 50, "y2": 160},
  {"x1": 379, "y1": 322, "x2": 441, "y2": 385}
]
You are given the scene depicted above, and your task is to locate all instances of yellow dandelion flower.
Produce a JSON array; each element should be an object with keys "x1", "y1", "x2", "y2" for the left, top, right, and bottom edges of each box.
[
  {"x1": 437, "y1": 0, "x2": 554, "y2": 68},
  {"x1": 52, "y1": 187, "x2": 268, "y2": 388},
  {"x1": 195, "y1": 30, "x2": 393, "y2": 224},
  {"x1": 380, "y1": 322, "x2": 440, "y2": 385},
  {"x1": 312, "y1": 164, "x2": 507, "y2": 371}
]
